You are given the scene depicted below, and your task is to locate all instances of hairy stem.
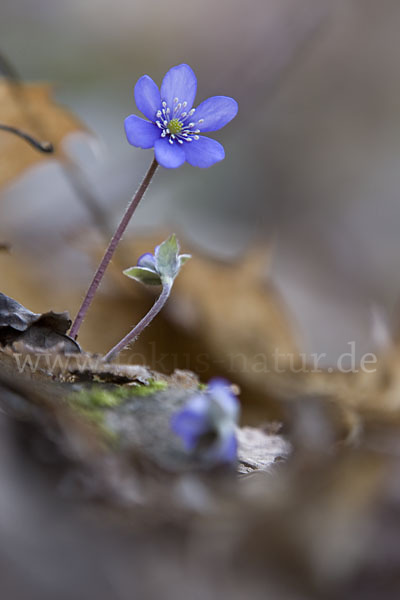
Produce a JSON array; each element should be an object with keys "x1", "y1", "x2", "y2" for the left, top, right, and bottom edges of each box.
[
  {"x1": 103, "y1": 282, "x2": 172, "y2": 362},
  {"x1": 70, "y1": 158, "x2": 158, "y2": 340}
]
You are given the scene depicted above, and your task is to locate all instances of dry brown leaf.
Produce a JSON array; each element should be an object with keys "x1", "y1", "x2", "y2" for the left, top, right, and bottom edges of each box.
[
  {"x1": 101, "y1": 233, "x2": 400, "y2": 431},
  {"x1": 0, "y1": 291, "x2": 80, "y2": 353},
  {"x1": 0, "y1": 80, "x2": 85, "y2": 188},
  {"x1": 75, "y1": 231, "x2": 297, "y2": 386},
  {"x1": 6, "y1": 228, "x2": 400, "y2": 433},
  {"x1": 0, "y1": 230, "x2": 298, "y2": 421}
]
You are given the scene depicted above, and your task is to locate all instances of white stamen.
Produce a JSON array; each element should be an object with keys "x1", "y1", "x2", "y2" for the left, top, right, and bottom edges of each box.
[{"x1": 155, "y1": 94, "x2": 207, "y2": 146}]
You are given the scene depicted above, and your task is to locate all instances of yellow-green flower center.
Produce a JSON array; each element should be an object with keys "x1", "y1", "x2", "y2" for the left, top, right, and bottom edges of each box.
[{"x1": 167, "y1": 118, "x2": 183, "y2": 135}]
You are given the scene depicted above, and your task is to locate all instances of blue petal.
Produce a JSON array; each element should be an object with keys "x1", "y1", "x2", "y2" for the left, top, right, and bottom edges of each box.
[
  {"x1": 161, "y1": 64, "x2": 197, "y2": 110},
  {"x1": 154, "y1": 138, "x2": 186, "y2": 169},
  {"x1": 134, "y1": 75, "x2": 161, "y2": 121},
  {"x1": 171, "y1": 413, "x2": 206, "y2": 450},
  {"x1": 209, "y1": 431, "x2": 238, "y2": 464},
  {"x1": 137, "y1": 252, "x2": 157, "y2": 270},
  {"x1": 171, "y1": 399, "x2": 210, "y2": 450},
  {"x1": 184, "y1": 136, "x2": 225, "y2": 168},
  {"x1": 208, "y1": 377, "x2": 231, "y2": 390},
  {"x1": 208, "y1": 378, "x2": 240, "y2": 420},
  {"x1": 193, "y1": 96, "x2": 238, "y2": 132},
  {"x1": 124, "y1": 115, "x2": 160, "y2": 149}
]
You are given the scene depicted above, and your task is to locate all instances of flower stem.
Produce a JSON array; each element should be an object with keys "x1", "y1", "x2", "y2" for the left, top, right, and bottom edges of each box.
[
  {"x1": 69, "y1": 158, "x2": 158, "y2": 340},
  {"x1": 103, "y1": 282, "x2": 172, "y2": 362}
]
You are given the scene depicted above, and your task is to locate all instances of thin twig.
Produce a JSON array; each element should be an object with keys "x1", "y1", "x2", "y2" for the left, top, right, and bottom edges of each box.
[
  {"x1": 0, "y1": 48, "x2": 112, "y2": 237},
  {"x1": 0, "y1": 123, "x2": 53, "y2": 153}
]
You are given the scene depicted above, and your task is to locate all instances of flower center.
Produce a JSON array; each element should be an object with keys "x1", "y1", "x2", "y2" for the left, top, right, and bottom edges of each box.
[
  {"x1": 167, "y1": 118, "x2": 182, "y2": 135},
  {"x1": 155, "y1": 98, "x2": 204, "y2": 145}
]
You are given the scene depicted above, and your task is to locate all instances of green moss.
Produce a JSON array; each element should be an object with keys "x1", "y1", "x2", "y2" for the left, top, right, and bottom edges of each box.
[
  {"x1": 74, "y1": 406, "x2": 105, "y2": 426},
  {"x1": 66, "y1": 387, "x2": 123, "y2": 439},
  {"x1": 125, "y1": 379, "x2": 168, "y2": 396},
  {"x1": 67, "y1": 379, "x2": 168, "y2": 444},
  {"x1": 71, "y1": 387, "x2": 125, "y2": 409},
  {"x1": 68, "y1": 379, "x2": 168, "y2": 413}
]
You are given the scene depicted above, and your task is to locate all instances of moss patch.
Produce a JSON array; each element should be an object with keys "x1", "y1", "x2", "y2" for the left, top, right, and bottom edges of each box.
[
  {"x1": 71, "y1": 387, "x2": 125, "y2": 409},
  {"x1": 66, "y1": 379, "x2": 168, "y2": 444},
  {"x1": 67, "y1": 379, "x2": 169, "y2": 435},
  {"x1": 126, "y1": 379, "x2": 168, "y2": 396}
]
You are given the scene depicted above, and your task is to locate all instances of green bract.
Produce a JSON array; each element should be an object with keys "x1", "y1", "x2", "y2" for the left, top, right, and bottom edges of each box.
[
  {"x1": 123, "y1": 266, "x2": 162, "y2": 286},
  {"x1": 124, "y1": 234, "x2": 191, "y2": 286}
]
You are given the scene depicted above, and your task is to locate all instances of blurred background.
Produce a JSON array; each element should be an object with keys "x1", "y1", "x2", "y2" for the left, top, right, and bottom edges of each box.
[
  {"x1": 3, "y1": 4, "x2": 400, "y2": 597},
  {"x1": 1, "y1": 0, "x2": 400, "y2": 415}
]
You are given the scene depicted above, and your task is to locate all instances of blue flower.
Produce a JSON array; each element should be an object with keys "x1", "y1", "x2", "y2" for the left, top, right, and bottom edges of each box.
[
  {"x1": 171, "y1": 378, "x2": 240, "y2": 466},
  {"x1": 124, "y1": 64, "x2": 238, "y2": 169}
]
